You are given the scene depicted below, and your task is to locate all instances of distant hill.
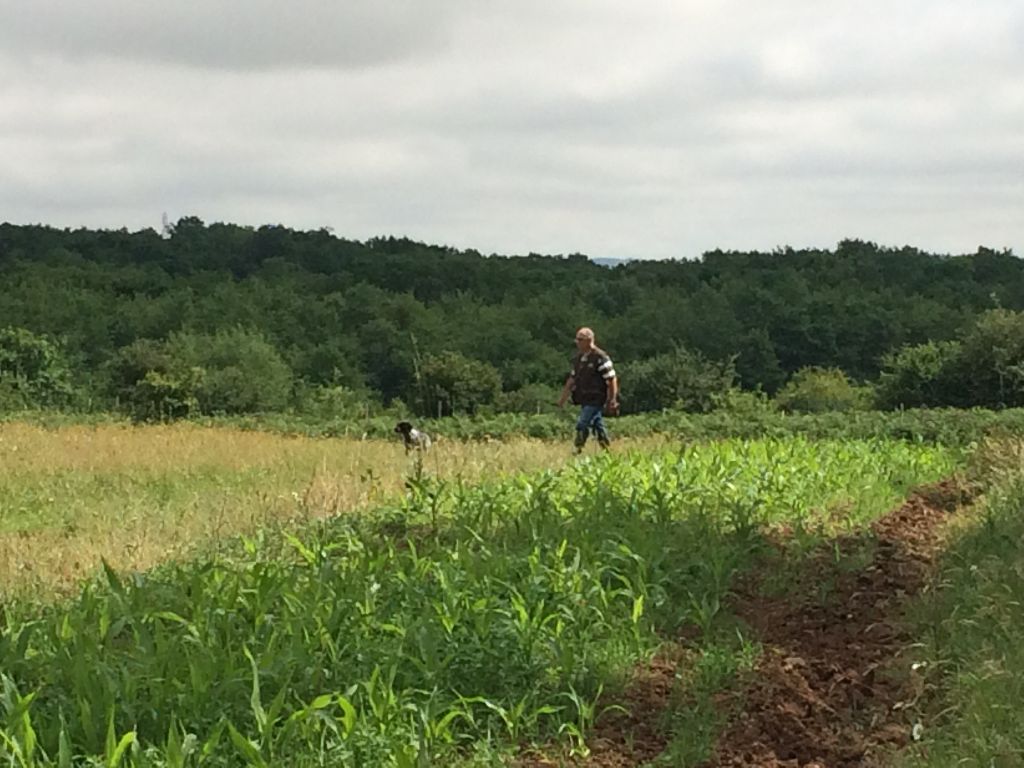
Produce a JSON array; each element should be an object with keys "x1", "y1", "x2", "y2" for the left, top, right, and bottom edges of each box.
[{"x1": 591, "y1": 257, "x2": 631, "y2": 268}]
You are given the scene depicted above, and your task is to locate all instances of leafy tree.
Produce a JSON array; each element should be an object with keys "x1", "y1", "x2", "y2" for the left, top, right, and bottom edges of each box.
[
  {"x1": 289, "y1": 336, "x2": 366, "y2": 389},
  {"x1": 734, "y1": 328, "x2": 786, "y2": 393},
  {"x1": 415, "y1": 351, "x2": 501, "y2": 417},
  {"x1": 131, "y1": 368, "x2": 205, "y2": 421}
]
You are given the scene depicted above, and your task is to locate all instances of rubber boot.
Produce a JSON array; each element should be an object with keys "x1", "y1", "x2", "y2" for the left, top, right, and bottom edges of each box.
[{"x1": 574, "y1": 430, "x2": 588, "y2": 455}]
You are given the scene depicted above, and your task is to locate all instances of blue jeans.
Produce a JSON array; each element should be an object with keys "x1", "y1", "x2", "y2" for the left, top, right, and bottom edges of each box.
[{"x1": 575, "y1": 404, "x2": 610, "y2": 448}]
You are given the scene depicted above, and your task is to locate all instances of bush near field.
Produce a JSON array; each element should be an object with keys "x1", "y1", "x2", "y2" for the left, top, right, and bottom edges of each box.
[
  {"x1": 5, "y1": 405, "x2": 1024, "y2": 447},
  {"x1": 6, "y1": 309, "x2": 1024, "y2": 421}
]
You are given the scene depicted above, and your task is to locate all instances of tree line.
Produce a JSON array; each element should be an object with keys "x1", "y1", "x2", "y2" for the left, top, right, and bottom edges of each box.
[{"x1": 1, "y1": 219, "x2": 1022, "y2": 418}]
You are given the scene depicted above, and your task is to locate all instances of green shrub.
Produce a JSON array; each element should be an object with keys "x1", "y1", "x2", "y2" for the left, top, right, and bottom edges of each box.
[
  {"x1": 414, "y1": 350, "x2": 501, "y2": 417},
  {"x1": 495, "y1": 383, "x2": 561, "y2": 415},
  {"x1": 106, "y1": 338, "x2": 201, "y2": 420},
  {"x1": 955, "y1": 309, "x2": 1024, "y2": 408},
  {"x1": 292, "y1": 384, "x2": 378, "y2": 420},
  {"x1": 166, "y1": 327, "x2": 293, "y2": 415},
  {"x1": 0, "y1": 327, "x2": 75, "y2": 408},
  {"x1": 775, "y1": 367, "x2": 869, "y2": 413},
  {"x1": 622, "y1": 346, "x2": 736, "y2": 414},
  {"x1": 878, "y1": 310, "x2": 1024, "y2": 410},
  {"x1": 876, "y1": 340, "x2": 962, "y2": 409},
  {"x1": 108, "y1": 329, "x2": 293, "y2": 419},
  {"x1": 711, "y1": 388, "x2": 777, "y2": 417},
  {"x1": 0, "y1": 380, "x2": 30, "y2": 412}
]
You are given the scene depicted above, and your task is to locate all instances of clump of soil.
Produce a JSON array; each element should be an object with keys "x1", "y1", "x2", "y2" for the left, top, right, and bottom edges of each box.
[{"x1": 705, "y1": 478, "x2": 974, "y2": 767}]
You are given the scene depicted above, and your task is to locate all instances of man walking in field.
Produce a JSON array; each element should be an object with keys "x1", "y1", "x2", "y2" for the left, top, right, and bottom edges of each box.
[{"x1": 557, "y1": 327, "x2": 619, "y2": 453}]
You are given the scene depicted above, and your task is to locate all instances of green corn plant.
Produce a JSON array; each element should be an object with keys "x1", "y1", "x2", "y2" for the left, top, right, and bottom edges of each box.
[
  {"x1": 0, "y1": 676, "x2": 39, "y2": 766},
  {"x1": 557, "y1": 683, "x2": 622, "y2": 759},
  {"x1": 103, "y1": 712, "x2": 136, "y2": 768}
]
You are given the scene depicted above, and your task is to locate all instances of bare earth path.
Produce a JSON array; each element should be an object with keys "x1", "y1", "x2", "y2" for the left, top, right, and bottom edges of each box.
[{"x1": 570, "y1": 479, "x2": 973, "y2": 768}]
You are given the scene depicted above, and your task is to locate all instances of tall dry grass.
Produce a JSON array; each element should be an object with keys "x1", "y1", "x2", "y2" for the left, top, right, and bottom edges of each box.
[{"x1": 0, "y1": 421, "x2": 670, "y2": 597}]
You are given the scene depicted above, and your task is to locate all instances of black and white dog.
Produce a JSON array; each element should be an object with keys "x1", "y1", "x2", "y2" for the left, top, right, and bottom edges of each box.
[{"x1": 394, "y1": 421, "x2": 432, "y2": 454}]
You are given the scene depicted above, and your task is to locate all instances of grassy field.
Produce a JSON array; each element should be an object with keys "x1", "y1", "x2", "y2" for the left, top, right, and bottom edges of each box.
[
  {"x1": 896, "y1": 441, "x2": 1024, "y2": 768},
  {"x1": 0, "y1": 422, "x2": 683, "y2": 598},
  {"x1": 0, "y1": 424, "x2": 963, "y2": 766}
]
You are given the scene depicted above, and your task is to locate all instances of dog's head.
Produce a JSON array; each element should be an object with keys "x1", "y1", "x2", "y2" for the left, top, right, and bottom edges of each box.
[{"x1": 394, "y1": 421, "x2": 414, "y2": 436}]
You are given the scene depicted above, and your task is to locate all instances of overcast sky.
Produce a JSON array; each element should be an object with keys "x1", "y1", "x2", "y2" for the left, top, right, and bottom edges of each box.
[{"x1": 1, "y1": 1, "x2": 1021, "y2": 260}]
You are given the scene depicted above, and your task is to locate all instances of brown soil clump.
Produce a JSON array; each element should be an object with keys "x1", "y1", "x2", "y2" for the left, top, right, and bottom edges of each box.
[
  {"x1": 704, "y1": 478, "x2": 973, "y2": 768},
  {"x1": 584, "y1": 656, "x2": 679, "y2": 766}
]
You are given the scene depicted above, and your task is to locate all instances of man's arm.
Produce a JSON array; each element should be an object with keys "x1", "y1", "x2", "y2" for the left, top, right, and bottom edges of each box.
[
  {"x1": 557, "y1": 375, "x2": 574, "y2": 407},
  {"x1": 598, "y1": 355, "x2": 618, "y2": 409},
  {"x1": 605, "y1": 375, "x2": 619, "y2": 409}
]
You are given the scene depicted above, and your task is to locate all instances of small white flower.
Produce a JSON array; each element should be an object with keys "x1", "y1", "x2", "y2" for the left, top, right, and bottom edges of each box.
[{"x1": 912, "y1": 722, "x2": 924, "y2": 741}]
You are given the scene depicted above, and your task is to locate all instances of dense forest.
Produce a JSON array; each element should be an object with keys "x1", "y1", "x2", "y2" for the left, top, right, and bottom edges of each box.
[{"x1": 1, "y1": 218, "x2": 1023, "y2": 418}]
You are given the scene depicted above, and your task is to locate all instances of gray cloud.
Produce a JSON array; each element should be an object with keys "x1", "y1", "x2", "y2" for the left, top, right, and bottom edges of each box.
[
  {"x1": 0, "y1": 0, "x2": 458, "y2": 69},
  {"x1": 1, "y1": 0, "x2": 1021, "y2": 259}
]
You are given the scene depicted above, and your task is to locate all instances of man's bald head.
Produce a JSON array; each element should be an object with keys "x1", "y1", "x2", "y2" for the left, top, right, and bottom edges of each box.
[{"x1": 575, "y1": 327, "x2": 595, "y2": 351}]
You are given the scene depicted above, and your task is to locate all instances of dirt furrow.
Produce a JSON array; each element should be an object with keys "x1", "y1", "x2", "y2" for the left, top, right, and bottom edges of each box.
[
  {"x1": 705, "y1": 479, "x2": 973, "y2": 767},
  {"x1": 561, "y1": 479, "x2": 973, "y2": 768}
]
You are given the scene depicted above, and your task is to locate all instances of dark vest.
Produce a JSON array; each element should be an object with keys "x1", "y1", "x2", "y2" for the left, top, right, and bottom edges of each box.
[{"x1": 571, "y1": 347, "x2": 610, "y2": 406}]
